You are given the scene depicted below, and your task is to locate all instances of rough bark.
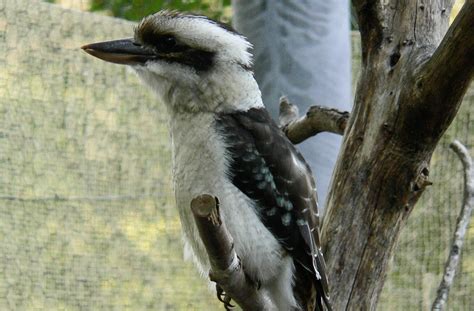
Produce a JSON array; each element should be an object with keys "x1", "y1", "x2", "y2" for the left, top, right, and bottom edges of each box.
[
  {"x1": 432, "y1": 141, "x2": 474, "y2": 311},
  {"x1": 279, "y1": 97, "x2": 349, "y2": 142},
  {"x1": 190, "y1": 195, "x2": 273, "y2": 310},
  {"x1": 321, "y1": 1, "x2": 474, "y2": 310},
  {"x1": 282, "y1": 105, "x2": 348, "y2": 144}
]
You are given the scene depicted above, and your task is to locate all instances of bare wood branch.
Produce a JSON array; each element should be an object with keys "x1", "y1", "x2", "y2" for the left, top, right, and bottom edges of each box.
[
  {"x1": 321, "y1": 1, "x2": 472, "y2": 309},
  {"x1": 411, "y1": 2, "x2": 474, "y2": 143},
  {"x1": 278, "y1": 96, "x2": 300, "y2": 127},
  {"x1": 278, "y1": 97, "x2": 350, "y2": 144},
  {"x1": 432, "y1": 141, "x2": 474, "y2": 311},
  {"x1": 190, "y1": 194, "x2": 273, "y2": 311},
  {"x1": 422, "y1": 2, "x2": 474, "y2": 82},
  {"x1": 419, "y1": 1, "x2": 474, "y2": 95}
]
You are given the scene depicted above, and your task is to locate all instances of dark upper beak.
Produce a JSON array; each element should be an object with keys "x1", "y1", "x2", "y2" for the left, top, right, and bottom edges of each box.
[{"x1": 81, "y1": 38, "x2": 156, "y2": 65}]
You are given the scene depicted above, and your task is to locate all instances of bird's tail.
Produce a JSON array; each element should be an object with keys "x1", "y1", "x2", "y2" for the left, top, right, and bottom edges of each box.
[
  {"x1": 314, "y1": 278, "x2": 332, "y2": 311},
  {"x1": 294, "y1": 262, "x2": 332, "y2": 311}
]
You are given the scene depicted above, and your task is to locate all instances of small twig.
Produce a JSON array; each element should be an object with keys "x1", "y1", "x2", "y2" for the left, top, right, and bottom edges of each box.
[
  {"x1": 191, "y1": 194, "x2": 273, "y2": 310},
  {"x1": 278, "y1": 96, "x2": 350, "y2": 144},
  {"x1": 432, "y1": 140, "x2": 474, "y2": 311},
  {"x1": 278, "y1": 96, "x2": 300, "y2": 127}
]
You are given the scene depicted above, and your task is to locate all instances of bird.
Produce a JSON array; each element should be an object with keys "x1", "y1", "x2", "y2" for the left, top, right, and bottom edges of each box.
[{"x1": 82, "y1": 11, "x2": 331, "y2": 311}]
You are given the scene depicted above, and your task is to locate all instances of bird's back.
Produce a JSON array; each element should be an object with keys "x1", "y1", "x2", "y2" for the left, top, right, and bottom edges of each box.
[{"x1": 215, "y1": 108, "x2": 331, "y2": 310}]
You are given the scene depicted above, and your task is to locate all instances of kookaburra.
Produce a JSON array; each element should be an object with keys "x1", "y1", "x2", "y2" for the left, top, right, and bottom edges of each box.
[{"x1": 82, "y1": 11, "x2": 331, "y2": 311}]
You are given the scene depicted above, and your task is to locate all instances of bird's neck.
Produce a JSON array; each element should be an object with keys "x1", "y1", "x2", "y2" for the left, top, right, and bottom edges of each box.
[
  {"x1": 163, "y1": 69, "x2": 264, "y2": 114},
  {"x1": 168, "y1": 112, "x2": 228, "y2": 197}
]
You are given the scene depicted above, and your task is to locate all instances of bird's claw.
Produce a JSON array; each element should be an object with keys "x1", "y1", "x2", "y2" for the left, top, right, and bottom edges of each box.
[{"x1": 215, "y1": 284, "x2": 234, "y2": 310}]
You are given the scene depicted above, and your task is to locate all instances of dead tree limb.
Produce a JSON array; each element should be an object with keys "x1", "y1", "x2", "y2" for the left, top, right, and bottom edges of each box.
[
  {"x1": 190, "y1": 194, "x2": 273, "y2": 311},
  {"x1": 279, "y1": 96, "x2": 350, "y2": 143},
  {"x1": 321, "y1": 1, "x2": 474, "y2": 310},
  {"x1": 279, "y1": 96, "x2": 300, "y2": 127},
  {"x1": 432, "y1": 141, "x2": 474, "y2": 311}
]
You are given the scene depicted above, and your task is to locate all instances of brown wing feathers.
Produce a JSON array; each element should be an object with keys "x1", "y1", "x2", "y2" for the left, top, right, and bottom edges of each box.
[{"x1": 215, "y1": 108, "x2": 331, "y2": 310}]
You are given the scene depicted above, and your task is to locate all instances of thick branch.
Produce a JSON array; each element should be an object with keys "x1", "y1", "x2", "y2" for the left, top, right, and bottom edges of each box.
[
  {"x1": 420, "y1": 2, "x2": 474, "y2": 97},
  {"x1": 190, "y1": 194, "x2": 273, "y2": 311},
  {"x1": 432, "y1": 141, "x2": 474, "y2": 311},
  {"x1": 412, "y1": 2, "x2": 474, "y2": 141},
  {"x1": 351, "y1": 0, "x2": 383, "y2": 65},
  {"x1": 279, "y1": 97, "x2": 349, "y2": 143},
  {"x1": 320, "y1": 2, "x2": 473, "y2": 310}
]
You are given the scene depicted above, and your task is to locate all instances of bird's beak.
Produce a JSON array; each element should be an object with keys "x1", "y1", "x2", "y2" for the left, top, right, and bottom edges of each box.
[{"x1": 81, "y1": 38, "x2": 156, "y2": 65}]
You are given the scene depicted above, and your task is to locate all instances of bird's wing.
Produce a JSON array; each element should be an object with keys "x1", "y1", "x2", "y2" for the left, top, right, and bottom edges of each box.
[{"x1": 215, "y1": 108, "x2": 331, "y2": 310}]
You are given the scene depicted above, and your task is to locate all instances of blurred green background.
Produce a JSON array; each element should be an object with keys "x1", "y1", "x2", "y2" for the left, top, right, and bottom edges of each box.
[
  {"x1": 45, "y1": 0, "x2": 232, "y2": 22},
  {"x1": 0, "y1": 0, "x2": 472, "y2": 310}
]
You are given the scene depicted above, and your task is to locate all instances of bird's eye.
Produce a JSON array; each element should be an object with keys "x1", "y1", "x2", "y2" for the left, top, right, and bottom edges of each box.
[{"x1": 159, "y1": 35, "x2": 177, "y2": 51}]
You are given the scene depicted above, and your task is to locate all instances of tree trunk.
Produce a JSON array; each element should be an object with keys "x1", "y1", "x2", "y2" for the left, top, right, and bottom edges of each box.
[{"x1": 321, "y1": 1, "x2": 474, "y2": 310}]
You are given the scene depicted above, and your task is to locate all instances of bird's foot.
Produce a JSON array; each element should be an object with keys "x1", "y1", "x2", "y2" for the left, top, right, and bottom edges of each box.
[{"x1": 215, "y1": 283, "x2": 234, "y2": 310}]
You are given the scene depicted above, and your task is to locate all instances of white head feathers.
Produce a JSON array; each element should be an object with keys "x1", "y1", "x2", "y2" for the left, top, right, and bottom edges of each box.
[{"x1": 135, "y1": 11, "x2": 253, "y2": 68}]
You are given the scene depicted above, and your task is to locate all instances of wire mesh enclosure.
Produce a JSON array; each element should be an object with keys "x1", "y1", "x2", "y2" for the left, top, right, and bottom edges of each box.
[{"x1": 0, "y1": 1, "x2": 472, "y2": 310}]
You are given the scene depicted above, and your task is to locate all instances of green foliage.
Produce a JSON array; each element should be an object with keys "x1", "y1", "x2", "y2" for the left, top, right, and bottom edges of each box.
[{"x1": 89, "y1": 0, "x2": 232, "y2": 22}]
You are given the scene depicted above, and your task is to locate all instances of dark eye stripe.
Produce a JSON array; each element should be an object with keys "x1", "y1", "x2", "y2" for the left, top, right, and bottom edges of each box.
[
  {"x1": 135, "y1": 21, "x2": 216, "y2": 72},
  {"x1": 166, "y1": 49, "x2": 215, "y2": 72},
  {"x1": 140, "y1": 30, "x2": 187, "y2": 53}
]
